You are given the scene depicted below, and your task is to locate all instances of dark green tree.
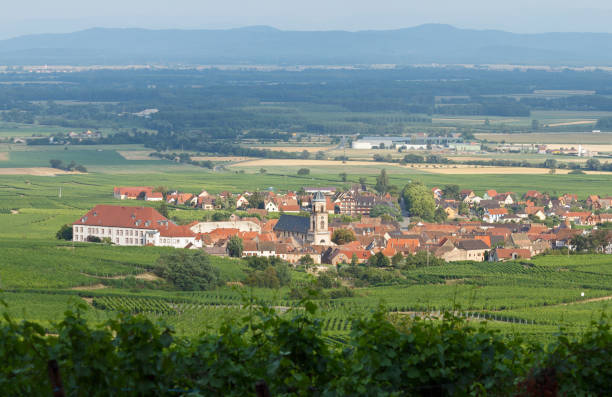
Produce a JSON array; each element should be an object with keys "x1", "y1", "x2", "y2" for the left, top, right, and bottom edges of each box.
[
  {"x1": 402, "y1": 182, "x2": 436, "y2": 221},
  {"x1": 368, "y1": 252, "x2": 390, "y2": 267},
  {"x1": 375, "y1": 169, "x2": 389, "y2": 194},
  {"x1": 154, "y1": 251, "x2": 221, "y2": 291},
  {"x1": 158, "y1": 201, "x2": 169, "y2": 218},
  {"x1": 56, "y1": 224, "x2": 73, "y2": 240},
  {"x1": 227, "y1": 235, "x2": 244, "y2": 258},
  {"x1": 331, "y1": 228, "x2": 356, "y2": 245}
]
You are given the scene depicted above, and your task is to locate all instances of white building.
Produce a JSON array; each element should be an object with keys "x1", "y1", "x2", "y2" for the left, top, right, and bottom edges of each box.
[{"x1": 72, "y1": 205, "x2": 201, "y2": 249}]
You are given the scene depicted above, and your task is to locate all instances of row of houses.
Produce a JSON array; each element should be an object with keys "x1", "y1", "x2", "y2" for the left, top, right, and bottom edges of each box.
[
  {"x1": 434, "y1": 187, "x2": 612, "y2": 226},
  {"x1": 113, "y1": 185, "x2": 395, "y2": 216}
]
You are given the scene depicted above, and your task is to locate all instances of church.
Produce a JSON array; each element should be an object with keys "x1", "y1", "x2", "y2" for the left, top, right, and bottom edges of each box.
[{"x1": 273, "y1": 192, "x2": 332, "y2": 245}]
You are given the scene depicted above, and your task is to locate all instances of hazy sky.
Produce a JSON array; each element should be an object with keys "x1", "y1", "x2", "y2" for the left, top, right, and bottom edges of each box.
[{"x1": 2, "y1": 0, "x2": 612, "y2": 39}]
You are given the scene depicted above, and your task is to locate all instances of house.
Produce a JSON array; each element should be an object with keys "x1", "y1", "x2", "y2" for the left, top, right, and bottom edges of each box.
[
  {"x1": 72, "y1": 205, "x2": 201, "y2": 249},
  {"x1": 198, "y1": 196, "x2": 215, "y2": 210},
  {"x1": 562, "y1": 211, "x2": 592, "y2": 225},
  {"x1": 435, "y1": 239, "x2": 488, "y2": 262},
  {"x1": 495, "y1": 193, "x2": 514, "y2": 206},
  {"x1": 456, "y1": 239, "x2": 489, "y2": 261},
  {"x1": 304, "y1": 187, "x2": 337, "y2": 195},
  {"x1": 235, "y1": 195, "x2": 249, "y2": 209},
  {"x1": 484, "y1": 208, "x2": 508, "y2": 223},
  {"x1": 479, "y1": 200, "x2": 502, "y2": 210},
  {"x1": 524, "y1": 190, "x2": 543, "y2": 200},
  {"x1": 586, "y1": 195, "x2": 600, "y2": 208},
  {"x1": 243, "y1": 241, "x2": 277, "y2": 258},
  {"x1": 336, "y1": 189, "x2": 383, "y2": 216},
  {"x1": 432, "y1": 187, "x2": 443, "y2": 200},
  {"x1": 145, "y1": 192, "x2": 163, "y2": 201},
  {"x1": 190, "y1": 220, "x2": 262, "y2": 234},
  {"x1": 524, "y1": 206, "x2": 546, "y2": 220},
  {"x1": 489, "y1": 248, "x2": 532, "y2": 262},
  {"x1": 322, "y1": 247, "x2": 372, "y2": 265},
  {"x1": 113, "y1": 186, "x2": 153, "y2": 200},
  {"x1": 483, "y1": 190, "x2": 498, "y2": 200},
  {"x1": 265, "y1": 200, "x2": 279, "y2": 212},
  {"x1": 166, "y1": 193, "x2": 194, "y2": 206},
  {"x1": 460, "y1": 189, "x2": 475, "y2": 201}
]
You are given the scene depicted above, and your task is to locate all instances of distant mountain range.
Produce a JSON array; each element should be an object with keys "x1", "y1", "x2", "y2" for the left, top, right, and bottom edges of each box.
[{"x1": 2, "y1": 24, "x2": 612, "y2": 66}]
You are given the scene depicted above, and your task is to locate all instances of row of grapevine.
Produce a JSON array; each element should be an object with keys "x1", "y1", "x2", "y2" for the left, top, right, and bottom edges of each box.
[{"x1": 92, "y1": 296, "x2": 177, "y2": 315}]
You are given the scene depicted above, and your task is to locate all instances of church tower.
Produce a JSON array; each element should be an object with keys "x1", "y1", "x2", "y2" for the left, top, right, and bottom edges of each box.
[{"x1": 308, "y1": 191, "x2": 331, "y2": 245}]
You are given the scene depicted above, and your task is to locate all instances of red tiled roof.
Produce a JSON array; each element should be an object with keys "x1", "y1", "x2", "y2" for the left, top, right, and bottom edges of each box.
[
  {"x1": 563, "y1": 211, "x2": 591, "y2": 218},
  {"x1": 73, "y1": 205, "x2": 194, "y2": 237},
  {"x1": 495, "y1": 248, "x2": 531, "y2": 259},
  {"x1": 487, "y1": 208, "x2": 508, "y2": 215},
  {"x1": 74, "y1": 205, "x2": 166, "y2": 229},
  {"x1": 114, "y1": 186, "x2": 153, "y2": 198},
  {"x1": 473, "y1": 235, "x2": 491, "y2": 248}
]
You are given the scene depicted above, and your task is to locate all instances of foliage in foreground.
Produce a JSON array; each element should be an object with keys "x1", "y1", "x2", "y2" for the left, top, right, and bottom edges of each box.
[{"x1": 0, "y1": 300, "x2": 609, "y2": 396}]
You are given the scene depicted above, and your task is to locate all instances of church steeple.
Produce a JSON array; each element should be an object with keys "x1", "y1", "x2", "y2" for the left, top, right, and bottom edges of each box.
[{"x1": 308, "y1": 191, "x2": 331, "y2": 245}]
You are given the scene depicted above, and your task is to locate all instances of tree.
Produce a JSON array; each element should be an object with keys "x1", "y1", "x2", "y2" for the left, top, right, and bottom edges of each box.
[
  {"x1": 367, "y1": 252, "x2": 390, "y2": 267},
  {"x1": 299, "y1": 255, "x2": 314, "y2": 268},
  {"x1": 570, "y1": 234, "x2": 589, "y2": 252},
  {"x1": 49, "y1": 159, "x2": 64, "y2": 169},
  {"x1": 154, "y1": 186, "x2": 168, "y2": 197},
  {"x1": 339, "y1": 172, "x2": 348, "y2": 182},
  {"x1": 403, "y1": 154, "x2": 424, "y2": 163},
  {"x1": 249, "y1": 191, "x2": 266, "y2": 209},
  {"x1": 227, "y1": 235, "x2": 243, "y2": 258},
  {"x1": 332, "y1": 229, "x2": 356, "y2": 245},
  {"x1": 275, "y1": 263, "x2": 292, "y2": 286},
  {"x1": 443, "y1": 184, "x2": 460, "y2": 200},
  {"x1": 544, "y1": 159, "x2": 557, "y2": 170},
  {"x1": 434, "y1": 208, "x2": 448, "y2": 223},
  {"x1": 297, "y1": 168, "x2": 310, "y2": 175},
  {"x1": 358, "y1": 177, "x2": 367, "y2": 187},
  {"x1": 244, "y1": 266, "x2": 280, "y2": 288},
  {"x1": 154, "y1": 251, "x2": 221, "y2": 291},
  {"x1": 316, "y1": 272, "x2": 336, "y2": 289},
  {"x1": 158, "y1": 201, "x2": 169, "y2": 218},
  {"x1": 402, "y1": 182, "x2": 436, "y2": 221},
  {"x1": 586, "y1": 158, "x2": 601, "y2": 171},
  {"x1": 405, "y1": 250, "x2": 446, "y2": 267},
  {"x1": 375, "y1": 169, "x2": 389, "y2": 194},
  {"x1": 56, "y1": 224, "x2": 73, "y2": 240},
  {"x1": 86, "y1": 236, "x2": 102, "y2": 243},
  {"x1": 351, "y1": 253, "x2": 359, "y2": 266},
  {"x1": 300, "y1": 150, "x2": 311, "y2": 159},
  {"x1": 245, "y1": 256, "x2": 271, "y2": 271},
  {"x1": 259, "y1": 168, "x2": 267, "y2": 174},
  {"x1": 369, "y1": 204, "x2": 401, "y2": 219},
  {"x1": 391, "y1": 252, "x2": 404, "y2": 267},
  {"x1": 315, "y1": 151, "x2": 326, "y2": 160}
]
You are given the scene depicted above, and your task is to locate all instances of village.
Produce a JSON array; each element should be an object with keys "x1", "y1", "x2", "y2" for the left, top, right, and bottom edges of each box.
[{"x1": 69, "y1": 182, "x2": 612, "y2": 266}]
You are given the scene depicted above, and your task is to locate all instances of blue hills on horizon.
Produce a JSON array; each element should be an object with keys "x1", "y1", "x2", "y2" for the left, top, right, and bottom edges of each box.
[{"x1": 1, "y1": 24, "x2": 611, "y2": 66}]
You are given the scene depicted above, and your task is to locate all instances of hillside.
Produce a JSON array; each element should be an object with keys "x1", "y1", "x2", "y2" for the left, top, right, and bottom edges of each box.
[{"x1": 2, "y1": 24, "x2": 612, "y2": 66}]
